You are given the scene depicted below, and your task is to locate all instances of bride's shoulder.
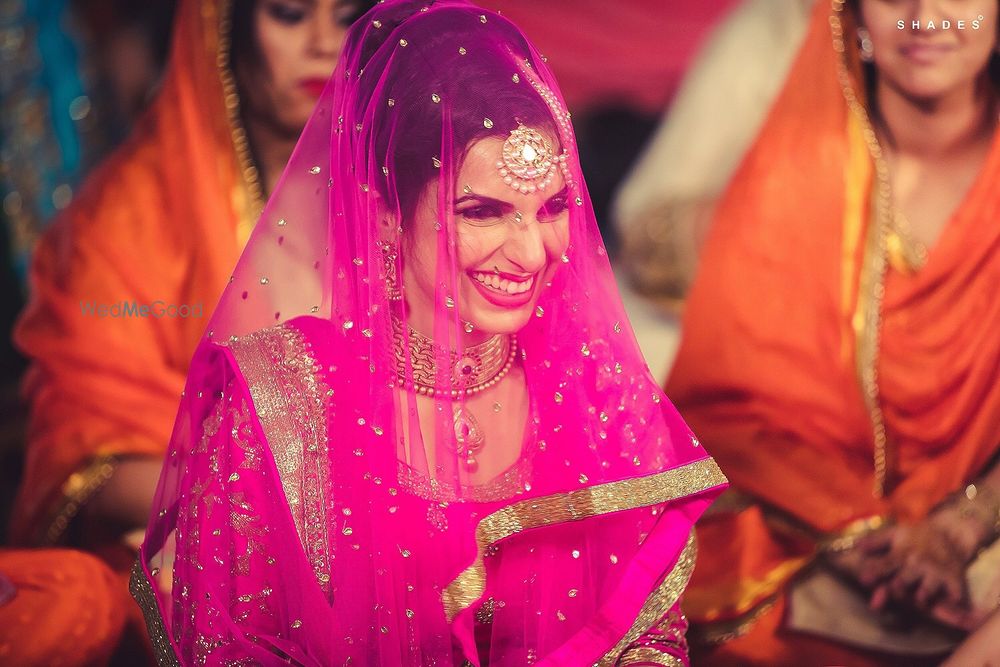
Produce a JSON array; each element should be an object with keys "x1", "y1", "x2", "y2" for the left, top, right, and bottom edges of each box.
[{"x1": 217, "y1": 315, "x2": 335, "y2": 381}]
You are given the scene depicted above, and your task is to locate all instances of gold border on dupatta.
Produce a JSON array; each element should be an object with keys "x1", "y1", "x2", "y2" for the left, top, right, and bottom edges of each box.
[
  {"x1": 129, "y1": 560, "x2": 181, "y2": 667},
  {"x1": 227, "y1": 323, "x2": 335, "y2": 595},
  {"x1": 830, "y1": 0, "x2": 894, "y2": 498},
  {"x1": 214, "y1": 0, "x2": 266, "y2": 245},
  {"x1": 618, "y1": 647, "x2": 686, "y2": 667},
  {"x1": 441, "y1": 457, "x2": 726, "y2": 623},
  {"x1": 598, "y1": 532, "x2": 698, "y2": 666}
]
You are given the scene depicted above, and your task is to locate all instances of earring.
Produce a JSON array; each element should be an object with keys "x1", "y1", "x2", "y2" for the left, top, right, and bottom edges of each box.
[
  {"x1": 378, "y1": 240, "x2": 403, "y2": 301},
  {"x1": 857, "y1": 27, "x2": 874, "y2": 63}
]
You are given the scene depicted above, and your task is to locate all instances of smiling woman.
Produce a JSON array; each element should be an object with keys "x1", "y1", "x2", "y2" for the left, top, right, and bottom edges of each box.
[
  {"x1": 131, "y1": 1, "x2": 727, "y2": 665},
  {"x1": 403, "y1": 131, "x2": 570, "y2": 341},
  {"x1": 671, "y1": 0, "x2": 1000, "y2": 665}
]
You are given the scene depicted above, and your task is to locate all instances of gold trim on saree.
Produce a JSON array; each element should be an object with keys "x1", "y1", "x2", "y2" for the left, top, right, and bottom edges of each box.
[
  {"x1": 441, "y1": 457, "x2": 726, "y2": 622},
  {"x1": 227, "y1": 324, "x2": 334, "y2": 595},
  {"x1": 689, "y1": 508, "x2": 889, "y2": 640},
  {"x1": 830, "y1": 0, "x2": 894, "y2": 498},
  {"x1": 690, "y1": 594, "x2": 779, "y2": 646},
  {"x1": 598, "y1": 532, "x2": 698, "y2": 666},
  {"x1": 214, "y1": 0, "x2": 266, "y2": 245},
  {"x1": 40, "y1": 454, "x2": 119, "y2": 545},
  {"x1": 129, "y1": 559, "x2": 181, "y2": 667},
  {"x1": 618, "y1": 647, "x2": 685, "y2": 667}
]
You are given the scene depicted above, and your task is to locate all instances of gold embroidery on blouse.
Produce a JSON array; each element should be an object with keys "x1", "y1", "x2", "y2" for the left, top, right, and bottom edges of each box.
[
  {"x1": 397, "y1": 454, "x2": 531, "y2": 503},
  {"x1": 441, "y1": 457, "x2": 725, "y2": 621},
  {"x1": 130, "y1": 560, "x2": 181, "y2": 667},
  {"x1": 228, "y1": 324, "x2": 334, "y2": 595}
]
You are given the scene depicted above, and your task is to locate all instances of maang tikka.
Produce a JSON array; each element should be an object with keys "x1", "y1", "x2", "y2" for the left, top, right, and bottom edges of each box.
[{"x1": 496, "y1": 124, "x2": 572, "y2": 194}]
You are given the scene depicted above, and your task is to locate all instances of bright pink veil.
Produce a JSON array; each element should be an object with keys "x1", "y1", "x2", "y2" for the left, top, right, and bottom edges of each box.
[{"x1": 135, "y1": 2, "x2": 726, "y2": 665}]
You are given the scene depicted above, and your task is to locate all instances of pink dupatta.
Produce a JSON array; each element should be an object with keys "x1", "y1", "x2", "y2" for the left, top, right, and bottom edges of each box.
[{"x1": 133, "y1": 2, "x2": 726, "y2": 664}]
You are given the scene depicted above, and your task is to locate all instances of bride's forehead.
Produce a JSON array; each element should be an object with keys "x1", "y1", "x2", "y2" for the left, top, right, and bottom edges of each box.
[{"x1": 459, "y1": 136, "x2": 507, "y2": 173}]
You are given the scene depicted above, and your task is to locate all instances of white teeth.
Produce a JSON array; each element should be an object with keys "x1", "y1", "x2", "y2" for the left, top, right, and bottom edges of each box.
[{"x1": 471, "y1": 272, "x2": 534, "y2": 295}]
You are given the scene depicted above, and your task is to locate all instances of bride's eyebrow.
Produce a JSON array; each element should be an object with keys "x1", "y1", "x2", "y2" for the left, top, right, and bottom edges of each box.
[
  {"x1": 543, "y1": 186, "x2": 570, "y2": 202},
  {"x1": 453, "y1": 192, "x2": 514, "y2": 209}
]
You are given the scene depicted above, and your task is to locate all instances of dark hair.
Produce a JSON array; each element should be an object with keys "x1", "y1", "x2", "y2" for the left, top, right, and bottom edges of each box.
[
  {"x1": 230, "y1": 0, "x2": 377, "y2": 85},
  {"x1": 353, "y1": 3, "x2": 560, "y2": 224},
  {"x1": 847, "y1": 0, "x2": 1000, "y2": 92}
]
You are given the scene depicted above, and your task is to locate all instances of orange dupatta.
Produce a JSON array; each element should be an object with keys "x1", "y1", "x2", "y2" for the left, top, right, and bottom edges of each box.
[
  {"x1": 668, "y1": 0, "x2": 1000, "y2": 636},
  {"x1": 12, "y1": 0, "x2": 262, "y2": 546}
]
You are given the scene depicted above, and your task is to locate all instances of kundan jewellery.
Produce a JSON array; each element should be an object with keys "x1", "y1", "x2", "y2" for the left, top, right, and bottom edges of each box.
[
  {"x1": 378, "y1": 239, "x2": 403, "y2": 301},
  {"x1": 392, "y1": 316, "x2": 517, "y2": 470},
  {"x1": 496, "y1": 124, "x2": 572, "y2": 194}
]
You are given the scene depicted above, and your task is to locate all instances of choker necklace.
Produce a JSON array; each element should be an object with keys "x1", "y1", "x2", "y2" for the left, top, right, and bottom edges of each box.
[
  {"x1": 391, "y1": 319, "x2": 516, "y2": 397},
  {"x1": 391, "y1": 318, "x2": 517, "y2": 470}
]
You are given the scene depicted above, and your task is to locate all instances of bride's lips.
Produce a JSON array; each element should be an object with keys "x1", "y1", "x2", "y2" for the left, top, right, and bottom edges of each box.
[
  {"x1": 300, "y1": 78, "x2": 328, "y2": 98},
  {"x1": 467, "y1": 269, "x2": 537, "y2": 308}
]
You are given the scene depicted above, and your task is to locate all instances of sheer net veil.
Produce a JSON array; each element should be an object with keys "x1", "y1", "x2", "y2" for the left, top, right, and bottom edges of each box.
[{"x1": 137, "y1": 1, "x2": 726, "y2": 664}]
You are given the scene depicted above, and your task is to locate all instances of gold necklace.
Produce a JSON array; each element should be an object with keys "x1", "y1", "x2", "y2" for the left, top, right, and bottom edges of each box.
[
  {"x1": 391, "y1": 318, "x2": 517, "y2": 471},
  {"x1": 391, "y1": 319, "x2": 517, "y2": 397}
]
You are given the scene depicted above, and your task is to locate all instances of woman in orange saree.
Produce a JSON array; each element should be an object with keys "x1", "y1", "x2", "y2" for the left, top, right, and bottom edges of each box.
[
  {"x1": 10, "y1": 0, "x2": 366, "y2": 660},
  {"x1": 13, "y1": 0, "x2": 368, "y2": 546},
  {"x1": 667, "y1": 0, "x2": 1000, "y2": 665}
]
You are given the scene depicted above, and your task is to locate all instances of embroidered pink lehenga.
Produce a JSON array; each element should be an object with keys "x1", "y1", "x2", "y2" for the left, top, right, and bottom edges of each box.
[{"x1": 132, "y1": 2, "x2": 726, "y2": 665}]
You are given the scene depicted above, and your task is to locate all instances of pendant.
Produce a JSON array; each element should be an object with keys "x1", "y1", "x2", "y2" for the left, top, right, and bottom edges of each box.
[{"x1": 453, "y1": 407, "x2": 486, "y2": 471}]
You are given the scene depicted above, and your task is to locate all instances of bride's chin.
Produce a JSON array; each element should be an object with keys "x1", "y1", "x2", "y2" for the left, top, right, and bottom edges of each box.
[{"x1": 466, "y1": 305, "x2": 532, "y2": 337}]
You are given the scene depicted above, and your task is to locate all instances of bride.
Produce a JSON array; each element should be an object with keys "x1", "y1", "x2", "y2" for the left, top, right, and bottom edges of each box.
[{"x1": 132, "y1": 1, "x2": 726, "y2": 664}]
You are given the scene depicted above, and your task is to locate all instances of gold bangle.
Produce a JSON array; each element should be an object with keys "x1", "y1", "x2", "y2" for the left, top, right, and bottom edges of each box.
[
  {"x1": 821, "y1": 515, "x2": 890, "y2": 553},
  {"x1": 41, "y1": 454, "x2": 120, "y2": 545}
]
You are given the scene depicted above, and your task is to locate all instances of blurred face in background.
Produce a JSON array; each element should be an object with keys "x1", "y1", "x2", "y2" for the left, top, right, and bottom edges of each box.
[
  {"x1": 234, "y1": 0, "x2": 368, "y2": 136},
  {"x1": 859, "y1": 0, "x2": 998, "y2": 102}
]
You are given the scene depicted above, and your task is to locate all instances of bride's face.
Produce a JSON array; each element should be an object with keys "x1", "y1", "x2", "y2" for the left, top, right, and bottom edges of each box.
[{"x1": 402, "y1": 131, "x2": 571, "y2": 341}]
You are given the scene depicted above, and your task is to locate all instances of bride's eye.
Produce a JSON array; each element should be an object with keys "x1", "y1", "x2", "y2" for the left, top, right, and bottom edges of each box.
[
  {"x1": 538, "y1": 192, "x2": 569, "y2": 223},
  {"x1": 457, "y1": 204, "x2": 505, "y2": 226},
  {"x1": 264, "y1": 1, "x2": 307, "y2": 24}
]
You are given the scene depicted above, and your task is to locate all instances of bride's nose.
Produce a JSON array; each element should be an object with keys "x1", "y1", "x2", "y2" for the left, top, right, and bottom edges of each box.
[{"x1": 502, "y1": 215, "x2": 546, "y2": 272}]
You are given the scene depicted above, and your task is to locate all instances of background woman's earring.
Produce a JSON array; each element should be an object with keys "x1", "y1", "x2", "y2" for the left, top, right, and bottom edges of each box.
[
  {"x1": 858, "y1": 27, "x2": 874, "y2": 62},
  {"x1": 379, "y1": 242, "x2": 403, "y2": 302}
]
